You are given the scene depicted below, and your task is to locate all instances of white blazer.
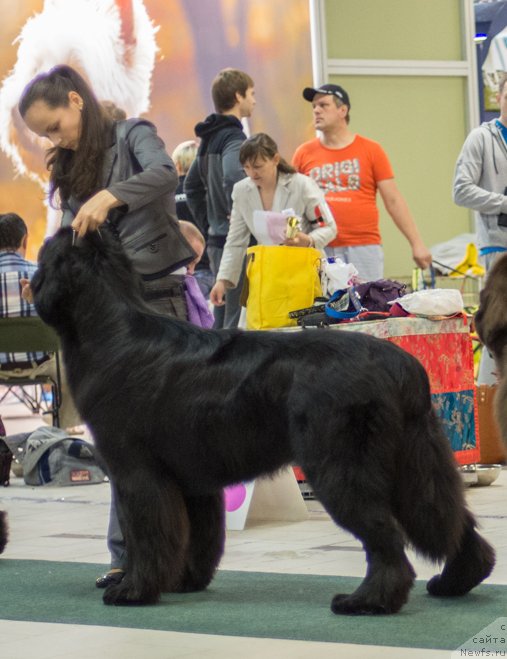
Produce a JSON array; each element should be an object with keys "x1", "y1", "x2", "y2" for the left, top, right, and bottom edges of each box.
[{"x1": 217, "y1": 171, "x2": 337, "y2": 286}]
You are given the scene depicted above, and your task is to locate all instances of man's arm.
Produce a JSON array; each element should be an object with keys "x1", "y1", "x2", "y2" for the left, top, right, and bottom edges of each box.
[
  {"x1": 453, "y1": 133, "x2": 507, "y2": 214},
  {"x1": 291, "y1": 143, "x2": 306, "y2": 173},
  {"x1": 221, "y1": 138, "x2": 246, "y2": 213},
  {"x1": 377, "y1": 178, "x2": 432, "y2": 269},
  {"x1": 184, "y1": 158, "x2": 208, "y2": 235}
]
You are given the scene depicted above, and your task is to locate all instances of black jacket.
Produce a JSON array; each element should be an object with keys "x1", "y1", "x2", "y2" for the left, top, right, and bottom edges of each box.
[
  {"x1": 176, "y1": 176, "x2": 210, "y2": 270},
  {"x1": 62, "y1": 119, "x2": 195, "y2": 278}
]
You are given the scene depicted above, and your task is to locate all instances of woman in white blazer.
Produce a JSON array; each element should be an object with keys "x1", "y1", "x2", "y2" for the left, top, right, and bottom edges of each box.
[{"x1": 210, "y1": 133, "x2": 336, "y2": 307}]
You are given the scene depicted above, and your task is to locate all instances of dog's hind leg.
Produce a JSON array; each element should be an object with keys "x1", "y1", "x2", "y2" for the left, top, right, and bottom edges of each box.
[
  {"x1": 426, "y1": 511, "x2": 495, "y2": 597},
  {"x1": 174, "y1": 491, "x2": 225, "y2": 593},
  {"x1": 305, "y1": 465, "x2": 416, "y2": 615},
  {"x1": 0, "y1": 511, "x2": 8, "y2": 554},
  {"x1": 103, "y1": 468, "x2": 190, "y2": 606}
]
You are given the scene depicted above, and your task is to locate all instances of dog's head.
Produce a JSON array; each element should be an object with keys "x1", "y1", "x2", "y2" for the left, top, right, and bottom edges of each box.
[
  {"x1": 475, "y1": 253, "x2": 507, "y2": 360},
  {"x1": 32, "y1": 227, "x2": 140, "y2": 332}
]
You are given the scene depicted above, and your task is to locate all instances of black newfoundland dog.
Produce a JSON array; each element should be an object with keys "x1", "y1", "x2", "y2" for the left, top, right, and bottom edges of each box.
[
  {"x1": 475, "y1": 252, "x2": 507, "y2": 445},
  {"x1": 0, "y1": 511, "x2": 7, "y2": 555},
  {"x1": 30, "y1": 227, "x2": 494, "y2": 614}
]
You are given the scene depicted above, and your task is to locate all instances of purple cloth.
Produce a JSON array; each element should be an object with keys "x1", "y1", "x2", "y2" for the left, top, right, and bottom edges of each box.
[{"x1": 184, "y1": 274, "x2": 215, "y2": 329}]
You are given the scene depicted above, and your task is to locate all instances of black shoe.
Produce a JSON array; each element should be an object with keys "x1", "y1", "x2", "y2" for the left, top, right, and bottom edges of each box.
[{"x1": 95, "y1": 570, "x2": 125, "y2": 589}]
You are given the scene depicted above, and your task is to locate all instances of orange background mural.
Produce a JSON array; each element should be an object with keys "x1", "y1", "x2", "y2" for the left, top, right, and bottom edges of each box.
[{"x1": 0, "y1": 0, "x2": 313, "y2": 260}]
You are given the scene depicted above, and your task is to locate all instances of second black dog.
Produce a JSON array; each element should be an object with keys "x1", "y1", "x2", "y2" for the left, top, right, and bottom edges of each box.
[{"x1": 31, "y1": 227, "x2": 495, "y2": 614}]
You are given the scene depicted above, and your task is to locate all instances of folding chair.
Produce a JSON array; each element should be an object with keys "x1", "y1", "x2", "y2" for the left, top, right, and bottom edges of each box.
[{"x1": 0, "y1": 316, "x2": 62, "y2": 427}]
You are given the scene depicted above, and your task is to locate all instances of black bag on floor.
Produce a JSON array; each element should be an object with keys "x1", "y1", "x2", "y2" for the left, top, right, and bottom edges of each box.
[{"x1": 0, "y1": 415, "x2": 13, "y2": 486}]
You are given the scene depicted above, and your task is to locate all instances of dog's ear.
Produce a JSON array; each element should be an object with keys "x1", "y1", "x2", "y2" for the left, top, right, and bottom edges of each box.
[
  {"x1": 33, "y1": 225, "x2": 141, "y2": 328},
  {"x1": 32, "y1": 228, "x2": 75, "y2": 327}
]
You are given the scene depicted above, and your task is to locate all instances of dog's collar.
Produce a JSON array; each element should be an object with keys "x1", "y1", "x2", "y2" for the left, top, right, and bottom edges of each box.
[{"x1": 71, "y1": 229, "x2": 103, "y2": 246}]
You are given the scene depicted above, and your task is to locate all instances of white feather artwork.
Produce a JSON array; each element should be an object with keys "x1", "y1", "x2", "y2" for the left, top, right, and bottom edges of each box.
[{"x1": 0, "y1": 0, "x2": 158, "y2": 235}]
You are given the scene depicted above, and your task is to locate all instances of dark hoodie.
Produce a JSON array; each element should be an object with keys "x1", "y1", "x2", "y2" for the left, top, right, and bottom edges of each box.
[{"x1": 184, "y1": 114, "x2": 246, "y2": 245}]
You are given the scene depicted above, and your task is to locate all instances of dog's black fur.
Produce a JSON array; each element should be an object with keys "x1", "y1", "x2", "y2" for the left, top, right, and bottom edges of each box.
[
  {"x1": 31, "y1": 227, "x2": 495, "y2": 614},
  {"x1": 475, "y1": 253, "x2": 507, "y2": 445},
  {"x1": 0, "y1": 511, "x2": 7, "y2": 554}
]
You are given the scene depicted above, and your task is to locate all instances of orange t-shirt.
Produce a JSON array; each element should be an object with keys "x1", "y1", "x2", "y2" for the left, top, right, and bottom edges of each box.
[{"x1": 292, "y1": 136, "x2": 394, "y2": 247}]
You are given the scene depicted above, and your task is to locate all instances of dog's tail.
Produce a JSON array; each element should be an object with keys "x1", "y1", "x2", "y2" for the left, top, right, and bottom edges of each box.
[
  {"x1": 0, "y1": 510, "x2": 8, "y2": 554},
  {"x1": 394, "y1": 406, "x2": 495, "y2": 595}
]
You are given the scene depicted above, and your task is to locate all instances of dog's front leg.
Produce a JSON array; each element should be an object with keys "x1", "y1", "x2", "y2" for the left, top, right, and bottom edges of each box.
[
  {"x1": 174, "y1": 491, "x2": 225, "y2": 593},
  {"x1": 103, "y1": 471, "x2": 190, "y2": 606}
]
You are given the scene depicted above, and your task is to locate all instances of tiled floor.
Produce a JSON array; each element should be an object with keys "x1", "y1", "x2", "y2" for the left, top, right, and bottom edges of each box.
[{"x1": 0, "y1": 398, "x2": 506, "y2": 659}]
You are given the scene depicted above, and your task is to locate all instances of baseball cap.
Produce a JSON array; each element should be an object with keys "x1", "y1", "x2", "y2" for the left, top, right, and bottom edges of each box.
[{"x1": 302, "y1": 84, "x2": 351, "y2": 108}]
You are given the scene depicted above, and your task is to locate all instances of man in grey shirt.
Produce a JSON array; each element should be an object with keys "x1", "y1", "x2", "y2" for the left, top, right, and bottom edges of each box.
[{"x1": 453, "y1": 72, "x2": 507, "y2": 383}]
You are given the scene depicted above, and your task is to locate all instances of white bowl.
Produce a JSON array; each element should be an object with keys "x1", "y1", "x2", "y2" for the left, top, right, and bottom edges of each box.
[{"x1": 473, "y1": 464, "x2": 502, "y2": 487}]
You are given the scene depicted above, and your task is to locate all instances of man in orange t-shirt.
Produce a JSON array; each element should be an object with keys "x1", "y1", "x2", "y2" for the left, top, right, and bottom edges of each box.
[{"x1": 293, "y1": 84, "x2": 432, "y2": 280}]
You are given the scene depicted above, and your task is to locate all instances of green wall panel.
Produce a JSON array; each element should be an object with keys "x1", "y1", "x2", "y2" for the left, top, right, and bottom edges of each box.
[
  {"x1": 328, "y1": 74, "x2": 472, "y2": 277},
  {"x1": 325, "y1": 0, "x2": 463, "y2": 62}
]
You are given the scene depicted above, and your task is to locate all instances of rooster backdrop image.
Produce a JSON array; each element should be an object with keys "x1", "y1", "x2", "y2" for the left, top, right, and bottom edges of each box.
[{"x1": 0, "y1": 0, "x2": 312, "y2": 258}]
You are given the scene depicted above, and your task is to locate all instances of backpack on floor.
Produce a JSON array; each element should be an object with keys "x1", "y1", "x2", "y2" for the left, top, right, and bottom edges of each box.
[{"x1": 15, "y1": 426, "x2": 106, "y2": 487}]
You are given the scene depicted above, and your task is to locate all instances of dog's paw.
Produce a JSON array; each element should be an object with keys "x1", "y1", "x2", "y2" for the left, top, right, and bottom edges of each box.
[
  {"x1": 102, "y1": 578, "x2": 159, "y2": 606},
  {"x1": 172, "y1": 579, "x2": 209, "y2": 594},
  {"x1": 171, "y1": 571, "x2": 214, "y2": 593},
  {"x1": 426, "y1": 574, "x2": 450, "y2": 597},
  {"x1": 331, "y1": 593, "x2": 394, "y2": 616},
  {"x1": 427, "y1": 533, "x2": 495, "y2": 598}
]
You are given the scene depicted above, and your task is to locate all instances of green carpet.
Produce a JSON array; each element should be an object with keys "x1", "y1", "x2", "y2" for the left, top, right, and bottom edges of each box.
[{"x1": 0, "y1": 559, "x2": 505, "y2": 650}]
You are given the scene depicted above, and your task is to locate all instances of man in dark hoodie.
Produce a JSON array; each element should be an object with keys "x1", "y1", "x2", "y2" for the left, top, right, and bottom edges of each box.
[{"x1": 185, "y1": 68, "x2": 255, "y2": 329}]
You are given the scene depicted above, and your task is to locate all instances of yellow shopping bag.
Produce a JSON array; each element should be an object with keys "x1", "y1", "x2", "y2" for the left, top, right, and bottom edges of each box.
[
  {"x1": 245, "y1": 245, "x2": 323, "y2": 330},
  {"x1": 449, "y1": 242, "x2": 485, "y2": 278}
]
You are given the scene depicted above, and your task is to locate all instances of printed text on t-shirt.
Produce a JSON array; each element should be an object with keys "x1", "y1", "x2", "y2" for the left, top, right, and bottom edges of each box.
[{"x1": 309, "y1": 159, "x2": 360, "y2": 193}]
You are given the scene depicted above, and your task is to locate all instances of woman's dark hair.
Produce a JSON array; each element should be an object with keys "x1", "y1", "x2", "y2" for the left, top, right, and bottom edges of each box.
[
  {"x1": 239, "y1": 133, "x2": 295, "y2": 174},
  {"x1": 18, "y1": 65, "x2": 113, "y2": 204}
]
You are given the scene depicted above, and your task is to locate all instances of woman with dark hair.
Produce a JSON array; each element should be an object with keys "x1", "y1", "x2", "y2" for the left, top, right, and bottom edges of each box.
[
  {"x1": 19, "y1": 64, "x2": 195, "y2": 318},
  {"x1": 19, "y1": 64, "x2": 196, "y2": 588},
  {"x1": 210, "y1": 132, "x2": 336, "y2": 307}
]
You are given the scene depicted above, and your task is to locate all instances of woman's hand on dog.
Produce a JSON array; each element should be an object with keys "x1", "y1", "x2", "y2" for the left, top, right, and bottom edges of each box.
[{"x1": 71, "y1": 189, "x2": 123, "y2": 237}]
